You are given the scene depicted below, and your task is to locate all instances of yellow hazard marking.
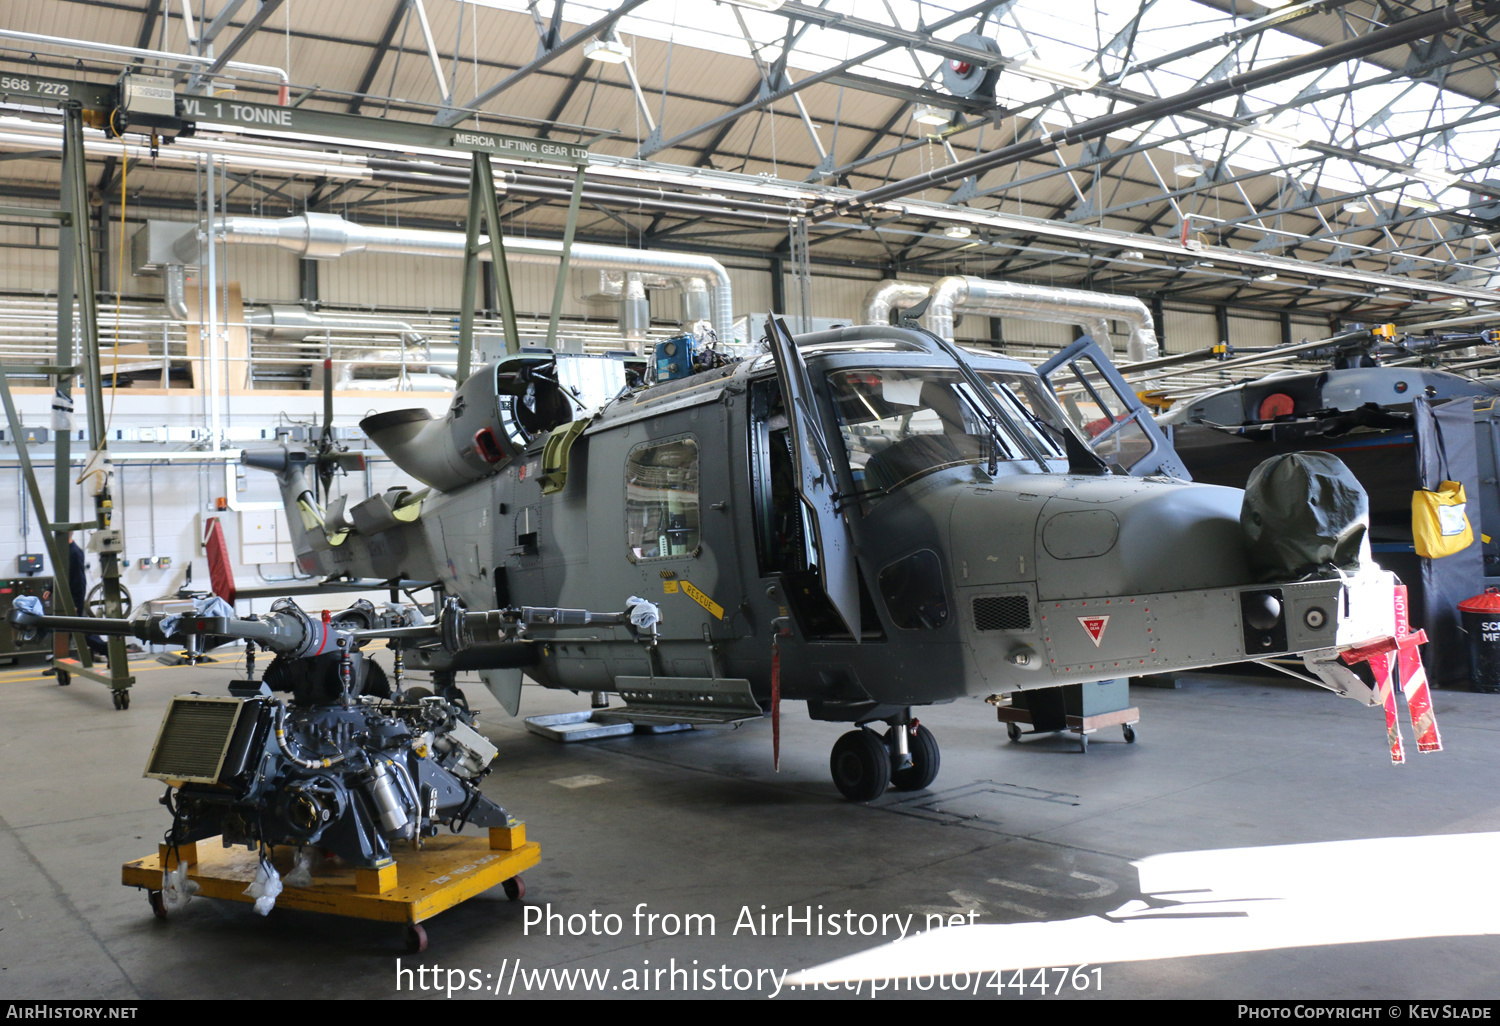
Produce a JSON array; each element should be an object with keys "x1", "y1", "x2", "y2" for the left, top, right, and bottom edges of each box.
[
  {"x1": 680, "y1": 580, "x2": 724, "y2": 620},
  {"x1": 662, "y1": 581, "x2": 680, "y2": 594}
]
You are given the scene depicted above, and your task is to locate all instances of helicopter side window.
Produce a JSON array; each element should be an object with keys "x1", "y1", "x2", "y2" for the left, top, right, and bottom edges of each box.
[{"x1": 626, "y1": 437, "x2": 700, "y2": 560}]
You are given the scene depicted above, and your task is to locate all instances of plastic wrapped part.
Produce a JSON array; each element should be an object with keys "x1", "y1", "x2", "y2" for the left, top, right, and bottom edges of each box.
[
  {"x1": 626, "y1": 596, "x2": 661, "y2": 635},
  {"x1": 243, "y1": 858, "x2": 283, "y2": 916},
  {"x1": 1241, "y1": 452, "x2": 1370, "y2": 581},
  {"x1": 10, "y1": 595, "x2": 42, "y2": 640},
  {"x1": 160, "y1": 860, "x2": 199, "y2": 911},
  {"x1": 284, "y1": 848, "x2": 315, "y2": 889}
]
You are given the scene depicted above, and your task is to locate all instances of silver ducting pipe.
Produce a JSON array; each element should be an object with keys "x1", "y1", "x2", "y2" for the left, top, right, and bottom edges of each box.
[
  {"x1": 861, "y1": 280, "x2": 932, "y2": 326},
  {"x1": 924, "y1": 276, "x2": 1160, "y2": 361},
  {"x1": 203, "y1": 213, "x2": 736, "y2": 343},
  {"x1": 680, "y1": 276, "x2": 713, "y2": 335},
  {"x1": 162, "y1": 265, "x2": 189, "y2": 322},
  {"x1": 619, "y1": 273, "x2": 650, "y2": 342},
  {"x1": 241, "y1": 304, "x2": 427, "y2": 346}
]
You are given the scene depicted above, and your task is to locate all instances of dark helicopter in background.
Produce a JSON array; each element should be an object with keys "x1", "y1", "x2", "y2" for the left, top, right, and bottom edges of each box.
[
  {"x1": 1153, "y1": 324, "x2": 1500, "y2": 688},
  {"x1": 226, "y1": 317, "x2": 1405, "y2": 801}
]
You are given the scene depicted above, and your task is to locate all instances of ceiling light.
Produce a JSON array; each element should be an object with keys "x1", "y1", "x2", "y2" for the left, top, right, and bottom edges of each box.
[
  {"x1": 722, "y1": 0, "x2": 786, "y2": 9},
  {"x1": 1448, "y1": 297, "x2": 1470, "y2": 309},
  {"x1": 584, "y1": 36, "x2": 630, "y2": 64},
  {"x1": 1255, "y1": 272, "x2": 1278, "y2": 281},
  {"x1": 1008, "y1": 59, "x2": 1100, "y2": 91},
  {"x1": 1175, "y1": 162, "x2": 1205, "y2": 179},
  {"x1": 1404, "y1": 165, "x2": 1457, "y2": 189},
  {"x1": 1241, "y1": 122, "x2": 1312, "y2": 148},
  {"x1": 913, "y1": 105, "x2": 952, "y2": 127},
  {"x1": 1405, "y1": 195, "x2": 1442, "y2": 212},
  {"x1": 1342, "y1": 200, "x2": 1368, "y2": 214},
  {"x1": 944, "y1": 224, "x2": 972, "y2": 239},
  {"x1": 1119, "y1": 250, "x2": 1144, "y2": 261}
]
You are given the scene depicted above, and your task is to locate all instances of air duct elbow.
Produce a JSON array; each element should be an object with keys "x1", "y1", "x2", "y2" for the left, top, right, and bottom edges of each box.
[
  {"x1": 924, "y1": 276, "x2": 968, "y2": 340},
  {"x1": 862, "y1": 280, "x2": 931, "y2": 325}
]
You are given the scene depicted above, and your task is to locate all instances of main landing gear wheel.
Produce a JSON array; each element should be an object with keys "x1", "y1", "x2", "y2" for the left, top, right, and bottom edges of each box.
[
  {"x1": 886, "y1": 724, "x2": 940, "y2": 792},
  {"x1": 503, "y1": 875, "x2": 525, "y2": 901},
  {"x1": 830, "y1": 728, "x2": 891, "y2": 802}
]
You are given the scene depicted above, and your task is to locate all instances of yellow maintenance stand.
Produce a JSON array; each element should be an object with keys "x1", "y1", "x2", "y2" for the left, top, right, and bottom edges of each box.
[{"x1": 123, "y1": 822, "x2": 539, "y2": 951}]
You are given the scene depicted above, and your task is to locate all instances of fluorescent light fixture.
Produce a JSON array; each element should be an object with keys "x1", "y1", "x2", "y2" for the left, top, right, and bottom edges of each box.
[
  {"x1": 1255, "y1": 272, "x2": 1278, "y2": 281},
  {"x1": 583, "y1": 36, "x2": 630, "y2": 63},
  {"x1": 1404, "y1": 165, "x2": 1457, "y2": 189},
  {"x1": 1119, "y1": 250, "x2": 1144, "y2": 261},
  {"x1": 1174, "y1": 162, "x2": 1205, "y2": 179},
  {"x1": 912, "y1": 105, "x2": 952, "y2": 126},
  {"x1": 1342, "y1": 200, "x2": 1368, "y2": 214},
  {"x1": 722, "y1": 0, "x2": 786, "y2": 9},
  {"x1": 1448, "y1": 297, "x2": 1470, "y2": 309},
  {"x1": 1405, "y1": 195, "x2": 1442, "y2": 212},
  {"x1": 1241, "y1": 122, "x2": 1312, "y2": 148},
  {"x1": 1008, "y1": 59, "x2": 1100, "y2": 91},
  {"x1": 944, "y1": 224, "x2": 972, "y2": 239}
]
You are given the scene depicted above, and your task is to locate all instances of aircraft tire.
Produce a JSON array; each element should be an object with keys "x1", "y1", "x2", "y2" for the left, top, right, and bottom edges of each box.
[
  {"x1": 830, "y1": 728, "x2": 891, "y2": 802},
  {"x1": 887, "y1": 724, "x2": 940, "y2": 791}
]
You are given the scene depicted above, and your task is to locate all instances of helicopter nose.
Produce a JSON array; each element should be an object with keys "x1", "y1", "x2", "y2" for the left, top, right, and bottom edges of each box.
[{"x1": 1033, "y1": 480, "x2": 1253, "y2": 599}]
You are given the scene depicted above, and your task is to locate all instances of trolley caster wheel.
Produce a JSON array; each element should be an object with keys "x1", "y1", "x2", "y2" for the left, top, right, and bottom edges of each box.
[
  {"x1": 112, "y1": 690, "x2": 130, "y2": 710},
  {"x1": 148, "y1": 890, "x2": 167, "y2": 920},
  {"x1": 503, "y1": 875, "x2": 526, "y2": 901},
  {"x1": 830, "y1": 728, "x2": 891, "y2": 802},
  {"x1": 1005, "y1": 721, "x2": 1022, "y2": 742},
  {"x1": 1122, "y1": 724, "x2": 1136, "y2": 744},
  {"x1": 406, "y1": 923, "x2": 428, "y2": 953},
  {"x1": 55, "y1": 670, "x2": 70, "y2": 687},
  {"x1": 1079, "y1": 733, "x2": 1089, "y2": 754}
]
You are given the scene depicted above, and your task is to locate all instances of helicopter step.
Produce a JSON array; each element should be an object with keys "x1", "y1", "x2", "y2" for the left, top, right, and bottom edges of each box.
[
  {"x1": 524, "y1": 709, "x2": 693, "y2": 742},
  {"x1": 611, "y1": 676, "x2": 764, "y2": 725}
]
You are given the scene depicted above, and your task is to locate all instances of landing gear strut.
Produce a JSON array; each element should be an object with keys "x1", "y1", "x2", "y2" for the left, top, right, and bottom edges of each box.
[{"x1": 829, "y1": 714, "x2": 941, "y2": 801}]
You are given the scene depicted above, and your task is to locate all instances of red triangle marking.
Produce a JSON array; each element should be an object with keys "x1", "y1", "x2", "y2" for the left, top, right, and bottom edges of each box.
[{"x1": 1078, "y1": 615, "x2": 1110, "y2": 648}]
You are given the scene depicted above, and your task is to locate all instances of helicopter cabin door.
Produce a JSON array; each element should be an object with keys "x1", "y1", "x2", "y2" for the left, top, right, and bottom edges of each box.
[
  {"x1": 1039, "y1": 337, "x2": 1190, "y2": 479},
  {"x1": 764, "y1": 316, "x2": 862, "y2": 639}
]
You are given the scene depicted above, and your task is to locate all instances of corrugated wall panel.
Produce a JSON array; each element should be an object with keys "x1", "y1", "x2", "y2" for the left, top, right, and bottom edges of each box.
[
  {"x1": 1227, "y1": 315, "x2": 1282, "y2": 349},
  {"x1": 998, "y1": 317, "x2": 1074, "y2": 349},
  {"x1": 1163, "y1": 308, "x2": 1219, "y2": 354}
]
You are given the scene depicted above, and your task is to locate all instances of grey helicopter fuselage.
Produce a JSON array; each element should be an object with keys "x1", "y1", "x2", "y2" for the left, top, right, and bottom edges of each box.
[{"x1": 249, "y1": 324, "x2": 1397, "y2": 739}]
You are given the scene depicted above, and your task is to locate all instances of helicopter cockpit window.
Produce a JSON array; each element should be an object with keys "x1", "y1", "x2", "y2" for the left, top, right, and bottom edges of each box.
[
  {"x1": 1048, "y1": 358, "x2": 1155, "y2": 472},
  {"x1": 626, "y1": 437, "x2": 700, "y2": 560},
  {"x1": 827, "y1": 368, "x2": 1049, "y2": 497}
]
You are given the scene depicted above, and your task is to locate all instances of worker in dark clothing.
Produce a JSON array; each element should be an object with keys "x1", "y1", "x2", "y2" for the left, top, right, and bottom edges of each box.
[{"x1": 67, "y1": 535, "x2": 108, "y2": 656}]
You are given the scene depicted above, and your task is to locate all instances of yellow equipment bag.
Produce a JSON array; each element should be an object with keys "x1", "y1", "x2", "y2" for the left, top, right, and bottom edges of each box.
[{"x1": 1412, "y1": 480, "x2": 1473, "y2": 558}]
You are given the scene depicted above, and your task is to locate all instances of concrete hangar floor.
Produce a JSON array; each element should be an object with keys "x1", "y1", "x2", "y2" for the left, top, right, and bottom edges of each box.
[{"x1": 1, "y1": 652, "x2": 1497, "y2": 1002}]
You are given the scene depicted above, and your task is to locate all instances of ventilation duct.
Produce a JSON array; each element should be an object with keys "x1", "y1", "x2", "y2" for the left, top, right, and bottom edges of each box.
[
  {"x1": 861, "y1": 280, "x2": 932, "y2": 325},
  {"x1": 190, "y1": 213, "x2": 736, "y2": 343},
  {"x1": 241, "y1": 304, "x2": 427, "y2": 346},
  {"x1": 925, "y1": 276, "x2": 1160, "y2": 361},
  {"x1": 619, "y1": 273, "x2": 650, "y2": 342}
]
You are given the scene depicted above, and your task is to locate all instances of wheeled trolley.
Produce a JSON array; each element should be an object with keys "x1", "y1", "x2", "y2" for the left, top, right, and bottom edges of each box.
[
  {"x1": 122, "y1": 823, "x2": 539, "y2": 951},
  {"x1": 988, "y1": 679, "x2": 1139, "y2": 753}
]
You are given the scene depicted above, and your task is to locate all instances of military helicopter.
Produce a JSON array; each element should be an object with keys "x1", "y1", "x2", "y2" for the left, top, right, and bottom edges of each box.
[{"x1": 177, "y1": 312, "x2": 1406, "y2": 803}]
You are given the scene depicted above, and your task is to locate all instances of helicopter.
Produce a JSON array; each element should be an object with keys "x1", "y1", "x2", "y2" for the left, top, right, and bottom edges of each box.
[{"x1": 221, "y1": 316, "x2": 1406, "y2": 801}]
